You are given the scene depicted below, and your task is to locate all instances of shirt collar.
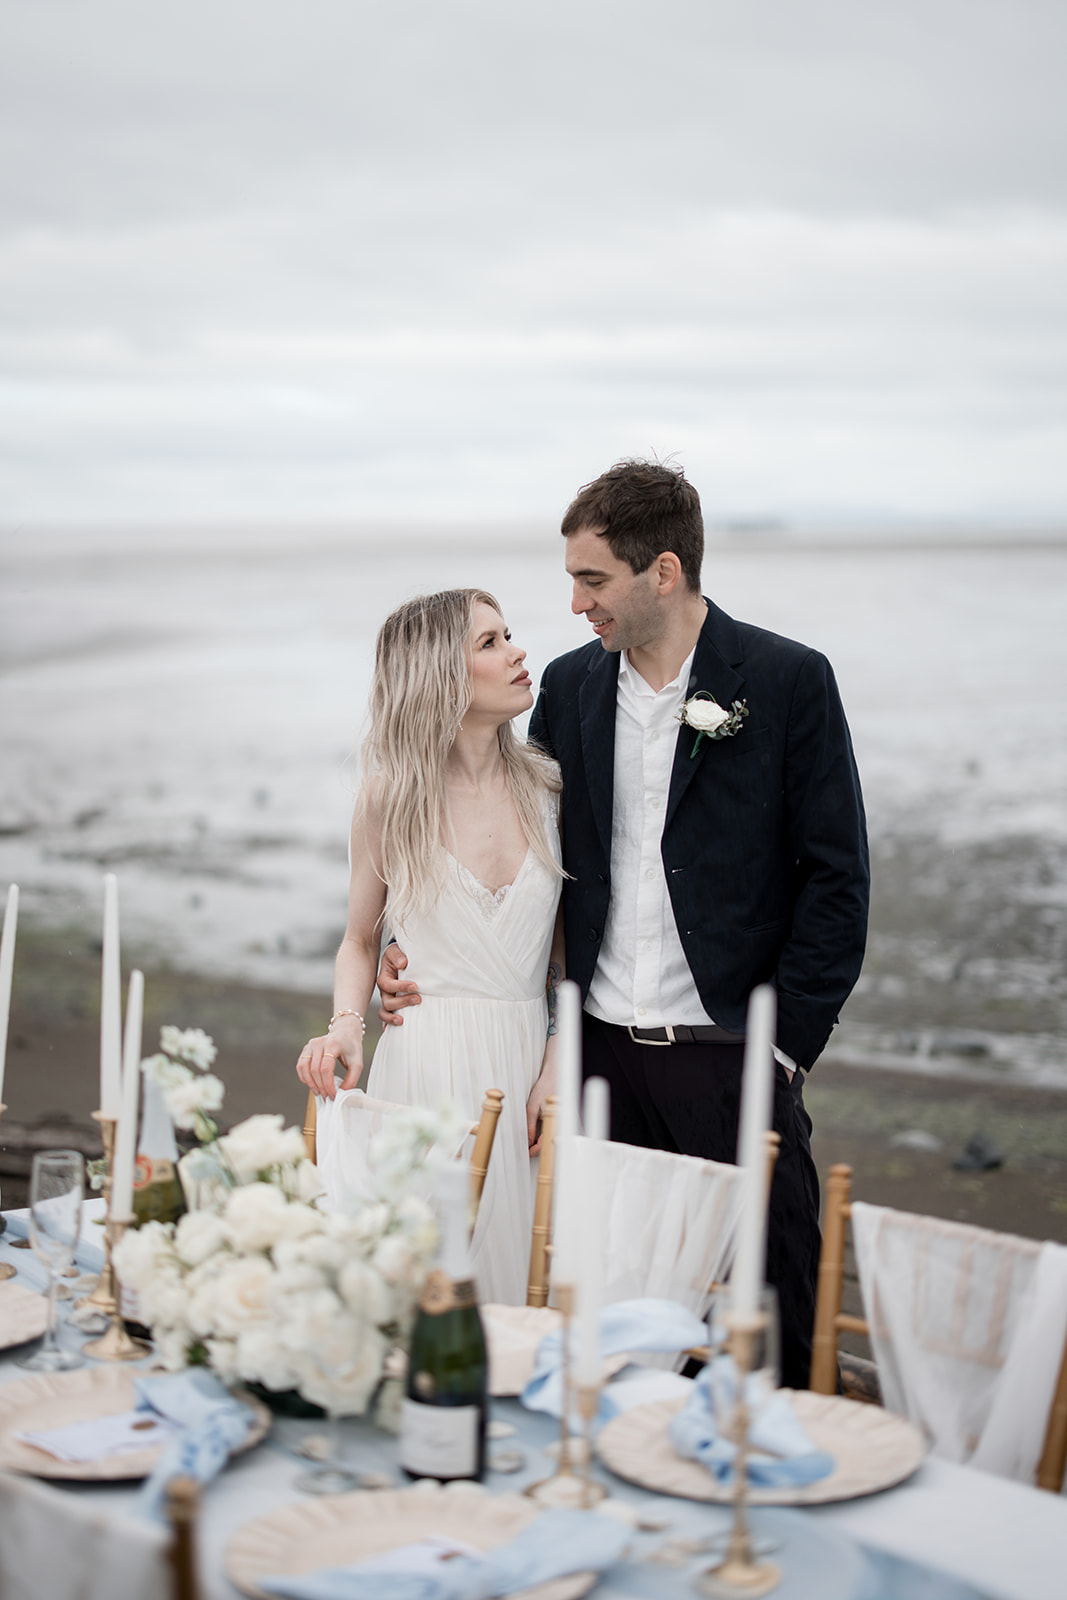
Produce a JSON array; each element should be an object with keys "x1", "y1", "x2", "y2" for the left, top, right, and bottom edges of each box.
[{"x1": 619, "y1": 642, "x2": 698, "y2": 699}]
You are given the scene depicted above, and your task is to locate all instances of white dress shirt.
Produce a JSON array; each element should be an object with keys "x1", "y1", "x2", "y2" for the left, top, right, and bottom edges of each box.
[
  {"x1": 585, "y1": 644, "x2": 716, "y2": 1028},
  {"x1": 583, "y1": 642, "x2": 795, "y2": 1075}
]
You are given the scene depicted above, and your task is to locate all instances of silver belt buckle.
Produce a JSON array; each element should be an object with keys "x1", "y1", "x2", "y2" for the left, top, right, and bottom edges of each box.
[{"x1": 628, "y1": 1024, "x2": 675, "y2": 1046}]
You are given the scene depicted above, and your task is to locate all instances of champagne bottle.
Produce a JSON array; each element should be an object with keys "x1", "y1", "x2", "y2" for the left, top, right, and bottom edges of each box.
[
  {"x1": 399, "y1": 1160, "x2": 487, "y2": 1482},
  {"x1": 123, "y1": 1075, "x2": 186, "y2": 1335}
]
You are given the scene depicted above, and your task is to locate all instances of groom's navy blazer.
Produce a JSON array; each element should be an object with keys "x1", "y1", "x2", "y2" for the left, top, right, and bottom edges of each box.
[{"x1": 529, "y1": 599, "x2": 869, "y2": 1073}]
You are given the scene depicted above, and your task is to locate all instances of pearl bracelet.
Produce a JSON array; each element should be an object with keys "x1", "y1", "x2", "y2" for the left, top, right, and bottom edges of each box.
[{"x1": 329, "y1": 1008, "x2": 365, "y2": 1034}]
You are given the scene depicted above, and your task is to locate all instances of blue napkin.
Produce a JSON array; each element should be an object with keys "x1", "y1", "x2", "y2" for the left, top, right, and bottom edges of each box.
[
  {"x1": 668, "y1": 1357, "x2": 836, "y2": 1488},
  {"x1": 521, "y1": 1297, "x2": 708, "y2": 1420},
  {"x1": 2, "y1": 1208, "x2": 107, "y2": 1276},
  {"x1": 134, "y1": 1369, "x2": 258, "y2": 1521},
  {"x1": 257, "y1": 1507, "x2": 630, "y2": 1600}
]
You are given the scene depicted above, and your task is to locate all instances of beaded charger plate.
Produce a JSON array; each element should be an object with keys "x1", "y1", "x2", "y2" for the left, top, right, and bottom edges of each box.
[
  {"x1": 596, "y1": 1390, "x2": 926, "y2": 1506},
  {"x1": 226, "y1": 1483, "x2": 597, "y2": 1600},
  {"x1": 482, "y1": 1303, "x2": 562, "y2": 1396},
  {"x1": 0, "y1": 1281, "x2": 49, "y2": 1350},
  {"x1": 0, "y1": 1365, "x2": 271, "y2": 1480}
]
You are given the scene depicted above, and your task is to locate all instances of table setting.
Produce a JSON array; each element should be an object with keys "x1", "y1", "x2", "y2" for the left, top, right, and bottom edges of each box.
[{"x1": 2, "y1": 878, "x2": 1066, "y2": 1600}]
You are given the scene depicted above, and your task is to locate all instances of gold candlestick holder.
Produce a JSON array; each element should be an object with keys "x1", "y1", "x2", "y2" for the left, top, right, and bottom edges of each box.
[
  {"x1": 74, "y1": 1113, "x2": 118, "y2": 1316},
  {"x1": 696, "y1": 1312, "x2": 781, "y2": 1598},
  {"x1": 524, "y1": 1287, "x2": 606, "y2": 1509},
  {"x1": 0, "y1": 1105, "x2": 15, "y2": 1281},
  {"x1": 82, "y1": 1213, "x2": 151, "y2": 1362}
]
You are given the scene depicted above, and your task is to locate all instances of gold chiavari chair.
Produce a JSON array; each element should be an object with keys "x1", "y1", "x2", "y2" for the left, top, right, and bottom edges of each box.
[
  {"x1": 303, "y1": 1085, "x2": 504, "y2": 1212},
  {"x1": 811, "y1": 1163, "x2": 1067, "y2": 1493}
]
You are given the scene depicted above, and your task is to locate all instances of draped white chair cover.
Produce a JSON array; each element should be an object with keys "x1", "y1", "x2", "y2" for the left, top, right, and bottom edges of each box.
[
  {"x1": 0, "y1": 1470, "x2": 171, "y2": 1600},
  {"x1": 851, "y1": 1201, "x2": 1067, "y2": 1485},
  {"x1": 569, "y1": 1137, "x2": 745, "y2": 1360}
]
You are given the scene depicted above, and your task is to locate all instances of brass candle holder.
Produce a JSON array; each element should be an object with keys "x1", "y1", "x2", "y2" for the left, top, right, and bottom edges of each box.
[
  {"x1": 0, "y1": 1105, "x2": 15, "y2": 1281},
  {"x1": 71, "y1": 1113, "x2": 118, "y2": 1321},
  {"x1": 81, "y1": 1212, "x2": 151, "y2": 1362},
  {"x1": 524, "y1": 1286, "x2": 607, "y2": 1509},
  {"x1": 696, "y1": 1312, "x2": 781, "y2": 1598}
]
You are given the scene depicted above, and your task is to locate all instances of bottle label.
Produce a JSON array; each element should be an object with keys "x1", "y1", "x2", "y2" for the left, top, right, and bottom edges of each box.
[
  {"x1": 133, "y1": 1155, "x2": 177, "y2": 1189},
  {"x1": 418, "y1": 1271, "x2": 477, "y2": 1315},
  {"x1": 399, "y1": 1399, "x2": 479, "y2": 1477}
]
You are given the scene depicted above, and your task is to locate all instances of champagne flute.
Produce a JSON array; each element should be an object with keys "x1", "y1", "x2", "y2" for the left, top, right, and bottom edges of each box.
[
  {"x1": 294, "y1": 1323, "x2": 363, "y2": 1495},
  {"x1": 16, "y1": 1150, "x2": 86, "y2": 1372}
]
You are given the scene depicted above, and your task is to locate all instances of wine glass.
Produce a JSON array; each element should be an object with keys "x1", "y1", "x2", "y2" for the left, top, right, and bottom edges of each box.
[{"x1": 16, "y1": 1150, "x2": 86, "y2": 1372}]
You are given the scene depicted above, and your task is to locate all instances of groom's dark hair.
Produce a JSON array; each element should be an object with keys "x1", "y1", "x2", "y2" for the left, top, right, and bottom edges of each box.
[{"x1": 561, "y1": 459, "x2": 704, "y2": 592}]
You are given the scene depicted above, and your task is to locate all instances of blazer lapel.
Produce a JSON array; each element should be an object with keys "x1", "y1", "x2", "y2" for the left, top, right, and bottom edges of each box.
[
  {"x1": 578, "y1": 648, "x2": 619, "y2": 860},
  {"x1": 665, "y1": 601, "x2": 746, "y2": 829}
]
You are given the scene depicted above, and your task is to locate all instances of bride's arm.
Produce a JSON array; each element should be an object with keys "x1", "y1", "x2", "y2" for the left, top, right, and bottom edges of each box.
[
  {"x1": 527, "y1": 904, "x2": 565, "y2": 1154},
  {"x1": 295, "y1": 791, "x2": 387, "y2": 1100}
]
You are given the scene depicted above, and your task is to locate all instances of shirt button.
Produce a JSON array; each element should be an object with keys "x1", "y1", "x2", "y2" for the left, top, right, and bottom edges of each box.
[
  {"x1": 645, "y1": 868, "x2": 656, "y2": 880},
  {"x1": 649, "y1": 732, "x2": 659, "y2": 743},
  {"x1": 637, "y1": 1007, "x2": 647, "y2": 1017}
]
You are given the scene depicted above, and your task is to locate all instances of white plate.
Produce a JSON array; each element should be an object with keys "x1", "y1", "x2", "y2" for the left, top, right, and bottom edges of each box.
[
  {"x1": 0, "y1": 1281, "x2": 49, "y2": 1350},
  {"x1": 226, "y1": 1482, "x2": 597, "y2": 1600},
  {"x1": 0, "y1": 1365, "x2": 271, "y2": 1480},
  {"x1": 482, "y1": 1304, "x2": 561, "y2": 1396},
  {"x1": 596, "y1": 1389, "x2": 926, "y2": 1505}
]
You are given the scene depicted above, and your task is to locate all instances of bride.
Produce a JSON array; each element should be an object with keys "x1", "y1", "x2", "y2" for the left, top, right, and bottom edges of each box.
[{"x1": 296, "y1": 589, "x2": 563, "y2": 1304}]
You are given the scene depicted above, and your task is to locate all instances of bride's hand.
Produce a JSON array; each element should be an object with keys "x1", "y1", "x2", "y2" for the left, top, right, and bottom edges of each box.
[
  {"x1": 377, "y1": 942, "x2": 421, "y2": 1027},
  {"x1": 295, "y1": 1021, "x2": 363, "y2": 1099},
  {"x1": 526, "y1": 1039, "x2": 558, "y2": 1155}
]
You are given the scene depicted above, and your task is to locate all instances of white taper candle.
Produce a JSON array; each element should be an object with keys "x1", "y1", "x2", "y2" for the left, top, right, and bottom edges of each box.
[
  {"x1": 550, "y1": 979, "x2": 582, "y2": 1286},
  {"x1": 110, "y1": 969, "x2": 144, "y2": 1219},
  {"x1": 100, "y1": 874, "x2": 122, "y2": 1117},
  {"x1": 731, "y1": 984, "x2": 777, "y2": 1320},
  {"x1": 575, "y1": 1076, "x2": 610, "y2": 1387},
  {"x1": 0, "y1": 884, "x2": 18, "y2": 1106}
]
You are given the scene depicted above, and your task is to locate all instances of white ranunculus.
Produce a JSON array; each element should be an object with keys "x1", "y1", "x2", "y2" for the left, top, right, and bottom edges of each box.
[
  {"x1": 211, "y1": 1256, "x2": 275, "y2": 1335},
  {"x1": 141, "y1": 1055, "x2": 192, "y2": 1093},
  {"x1": 139, "y1": 1267, "x2": 194, "y2": 1329},
  {"x1": 154, "y1": 1327, "x2": 194, "y2": 1372},
  {"x1": 218, "y1": 1115, "x2": 308, "y2": 1180},
  {"x1": 204, "y1": 1337, "x2": 239, "y2": 1384},
  {"x1": 185, "y1": 1257, "x2": 229, "y2": 1338},
  {"x1": 173, "y1": 1209, "x2": 228, "y2": 1268},
  {"x1": 684, "y1": 697, "x2": 729, "y2": 732},
  {"x1": 160, "y1": 1025, "x2": 218, "y2": 1071},
  {"x1": 347, "y1": 1202, "x2": 390, "y2": 1245}
]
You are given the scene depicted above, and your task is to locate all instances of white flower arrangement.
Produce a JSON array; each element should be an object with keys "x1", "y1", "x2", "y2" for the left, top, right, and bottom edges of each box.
[
  {"x1": 142, "y1": 1026, "x2": 225, "y2": 1141},
  {"x1": 113, "y1": 1083, "x2": 458, "y2": 1417},
  {"x1": 678, "y1": 691, "x2": 748, "y2": 757}
]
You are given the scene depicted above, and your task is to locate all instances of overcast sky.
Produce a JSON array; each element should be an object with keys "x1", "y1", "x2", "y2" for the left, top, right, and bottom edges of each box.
[{"x1": 3, "y1": 0, "x2": 1066, "y2": 528}]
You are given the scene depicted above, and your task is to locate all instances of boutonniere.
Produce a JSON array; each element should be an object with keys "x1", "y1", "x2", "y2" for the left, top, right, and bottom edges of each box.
[{"x1": 678, "y1": 691, "x2": 748, "y2": 758}]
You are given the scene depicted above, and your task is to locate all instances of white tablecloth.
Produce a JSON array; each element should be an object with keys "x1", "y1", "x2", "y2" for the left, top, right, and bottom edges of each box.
[{"x1": 2, "y1": 1224, "x2": 1065, "y2": 1600}]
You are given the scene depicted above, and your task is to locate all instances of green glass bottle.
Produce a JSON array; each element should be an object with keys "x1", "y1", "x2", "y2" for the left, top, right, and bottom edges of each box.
[{"x1": 399, "y1": 1161, "x2": 487, "y2": 1482}]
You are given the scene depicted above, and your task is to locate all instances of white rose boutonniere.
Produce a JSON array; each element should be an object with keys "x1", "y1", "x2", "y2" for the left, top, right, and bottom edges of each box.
[{"x1": 678, "y1": 691, "x2": 748, "y2": 758}]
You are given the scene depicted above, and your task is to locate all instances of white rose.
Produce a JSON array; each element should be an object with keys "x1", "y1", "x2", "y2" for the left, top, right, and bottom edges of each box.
[
  {"x1": 160, "y1": 1025, "x2": 218, "y2": 1071},
  {"x1": 338, "y1": 1258, "x2": 392, "y2": 1325},
  {"x1": 346, "y1": 1202, "x2": 390, "y2": 1245},
  {"x1": 218, "y1": 1115, "x2": 307, "y2": 1180},
  {"x1": 211, "y1": 1256, "x2": 275, "y2": 1335},
  {"x1": 373, "y1": 1235, "x2": 415, "y2": 1284},
  {"x1": 204, "y1": 1337, "x2": 239, "y2": 1383},
  {"x1": 295, "y1": 1159, "x2": 327, "y2": 1204},
  {"x1": 113, "y1": 1220, "x2": 174, "y2": 1289},
  {"x1": 139, "y1": 1268, "x2": 193, "y2": 1330},
  {"x1": 154, "y1": 1327, "x2": 194, "y2": 1372},
  {"x1": 173, "y1": 1209, "x2": 228, "y2": 1267},
  {"x1": 297, "y1": 1313, "x2": 387, "y2": 1417},
  {"x1": 223, "y1": 1183, "x2": 292, "y2": 1252},
  {"x1": 164, "y1": 1073, "x2": 225, "y2": 1131},
  {"x1": 234, "y1": 1326, "x2": 305, "y2": 1392},
  {"x1": 684, "y1": 698, "x2": 729, "y2": 733}
]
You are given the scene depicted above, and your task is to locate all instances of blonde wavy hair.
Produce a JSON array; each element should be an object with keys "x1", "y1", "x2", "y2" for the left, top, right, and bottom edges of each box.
[{"x1": 361, "y1": 589, "x2": 562, "y2": 923}]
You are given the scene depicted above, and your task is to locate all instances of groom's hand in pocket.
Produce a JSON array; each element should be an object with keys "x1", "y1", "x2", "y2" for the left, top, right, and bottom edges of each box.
[{"x1": 377, "y1": 942, "x2": 421, "y2": 1026}]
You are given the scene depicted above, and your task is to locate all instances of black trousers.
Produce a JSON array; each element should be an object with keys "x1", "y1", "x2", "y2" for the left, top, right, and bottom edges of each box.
[{"x1": 581, "y1": 1013, "x2": 822, "y2": 1391}]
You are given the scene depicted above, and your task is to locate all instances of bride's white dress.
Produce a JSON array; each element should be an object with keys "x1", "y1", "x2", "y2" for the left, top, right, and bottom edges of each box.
[{"x1": 322, "y1": 817, "x2": 561, "y2": 1306}]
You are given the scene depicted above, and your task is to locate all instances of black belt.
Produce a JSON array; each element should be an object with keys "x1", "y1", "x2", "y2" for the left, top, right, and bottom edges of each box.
[{"x1": 626, "y1": 1023, "x2": 746, "y2": 1046}]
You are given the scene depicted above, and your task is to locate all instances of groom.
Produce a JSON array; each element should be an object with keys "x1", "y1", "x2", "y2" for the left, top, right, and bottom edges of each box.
[{"x1": 384, "y1": 460, "x2": 869, "y2": 1387}]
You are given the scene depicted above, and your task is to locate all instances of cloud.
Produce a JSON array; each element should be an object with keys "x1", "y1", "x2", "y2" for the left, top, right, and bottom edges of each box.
[{"x1": 1, "y1": 1, "x2": 1066, "y2": 524}]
